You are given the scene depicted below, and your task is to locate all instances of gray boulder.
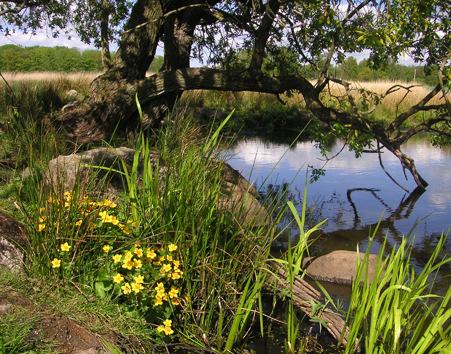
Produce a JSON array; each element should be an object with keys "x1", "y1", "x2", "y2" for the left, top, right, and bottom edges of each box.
[
  {"x1": 28, "y1": 147, "x2": 270, "y2": 228},
  {"x1": 0, "y1": 211, "x2": 27, "y2": 272},
  {"x1": 304, "y1": 250, "x2": 378, "y2": 285}
]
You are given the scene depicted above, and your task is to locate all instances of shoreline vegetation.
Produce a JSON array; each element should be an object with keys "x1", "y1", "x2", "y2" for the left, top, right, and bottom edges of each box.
[
  {"x1": 1, "y1": 72, "x2": 445, "y2": 135},
  {"x1": 0, "y1": 74, "x2": 450, "y2": 353}
]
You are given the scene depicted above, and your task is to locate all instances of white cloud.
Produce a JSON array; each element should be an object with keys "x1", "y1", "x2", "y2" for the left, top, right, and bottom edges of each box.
[{"x1": 0, "y1": 29, "x2": 96, "y2": 49}]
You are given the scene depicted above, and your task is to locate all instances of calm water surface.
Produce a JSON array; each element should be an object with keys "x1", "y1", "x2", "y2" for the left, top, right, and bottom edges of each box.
[{"x1": 225, "y1": 135, "x2": 450, "y2": 289}]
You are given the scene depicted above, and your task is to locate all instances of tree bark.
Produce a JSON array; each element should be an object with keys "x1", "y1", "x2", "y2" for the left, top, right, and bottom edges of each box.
[{"x1": 100, "y1": 0, "x2": 112, "y2": 69}]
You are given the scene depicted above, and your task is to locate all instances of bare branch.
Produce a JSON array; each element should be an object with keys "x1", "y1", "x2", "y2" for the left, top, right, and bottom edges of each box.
[
  {"x1": 377, "y1": 140, "x2": 409, "y2": 192},
  {"x1": 388, "y1": 83, "x2": 444, "y2": 133}
]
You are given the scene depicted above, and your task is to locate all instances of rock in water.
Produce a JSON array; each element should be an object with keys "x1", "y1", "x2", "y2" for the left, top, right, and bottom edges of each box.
[{"x1": 304, "y1": 250, "x2": 378, "y2": 285}]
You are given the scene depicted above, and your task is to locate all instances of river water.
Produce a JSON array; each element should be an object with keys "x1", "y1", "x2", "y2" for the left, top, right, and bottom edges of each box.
[{"x1": 225, "y1": 135, "x2": 451, "y2": 292}]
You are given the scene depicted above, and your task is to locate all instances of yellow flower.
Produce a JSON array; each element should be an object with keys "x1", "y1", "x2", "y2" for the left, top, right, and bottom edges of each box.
[
  {"x1": 101, "y1": 199, "x2": 117, "y2": 208},
  {"x1": 51, "y1": 258, "x2": 61, "y2": 268},
  {"x1": 60, "y1": 242, "x2": 71, "y2": 252},
  {"x1": 171, "y1": 270, "x2": 183, "y2": 280},
  {"x1": 121, "y1": 282, "x2": 132, "y2": 295},
  {"x1": 39, "y1": 216, "x2": 46, "y2": 223},
  {"x1": 75, "y1": 219, "x2": 83, "y2": 227},
  {"x1": 162, "y1": 320, "x2": 174, "y2": 335},
  {"x1": 39, "y1": 207, "x2": 46, "y2": 213},
  {"x1": 160, "y1": 263, "x2": 172, "y2": 275},
  {"x1": 155, "y1": 282, "x2": 165, "y2": 294},
  {"x1": 172, "y1": 260, "x2": 180, "y2": 268},
  {"x1": 119, "y1": 224, "x2": 131, "y2": 235},
  {"x1": 38, "y1": 223, "x2": 46, "y2": 232},
  {"x1": 99, "y1": 211, "x2": 119, "y2": 225},
  {"x1": 133, "y1": 259, "x2": 143, "y2": 269},
  {"x1": 112, "y1": 254, "x2": 122, "y2": 264},
  {"x1": 131, "y1": 282, "x2": 144, "y2": 294},
  {"x1": 122, "y1": 260, "x2": 134, "y2": 270},
  {"x1": 64, "y1": 191, "x2": 72, "y2": 200},
  {"x1": 146, "y1": 248, "x2": 157, "y2": 260},
  {"x1": 102, "y1": 245, "x2": 112, "y2": 253},
  {"x1": 156, "y1": 325, "x2": 165, "y2": 333},
  {"x1": 113, "y1": 273, "x2": 124, "y2": 284},
  {"x1": 123, "y1": 251, "x2": 133, "y2": 262},
  {"x1": 134, "y1": 248, "x2": 143, "y2": 258},
  {"x1": 168, "y1": 287, "x2": 179, "y2": 299},
  {"x1": 165, "y1": 255, "x2": 173, "y2": 262},
  {"x1": 110, "y1": 216, "x2": 120, "y2": 226},
  {"x1": 133, "y1": 275, "x2": 144, "y2": 284},
  {"x1": 171, "y1": 297, "x2": 180, "y2": 306},
  {"x1": 154, "y1": 296, "x2": 164, "y2": 306},
  {"x1": 168, "y1": 244, "x2": 177, "y2": 252},
  {"x1": 156, "y1": 319, "x2": 174, "y2": 335},
  {"x1": 127, "y1": 219, "x2": 139, "y2": 228}
]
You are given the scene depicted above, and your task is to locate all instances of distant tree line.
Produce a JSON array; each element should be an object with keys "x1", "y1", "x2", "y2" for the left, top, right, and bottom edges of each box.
[
  {"x1": 227, "y1": 48, "x2": 438, "y2": 87},
  {"x1": 0, "y1": 45, "x2": 163, "y2": 72},
  {"x1": 331, "y1": 57, "x2": 438, "y2": 86}
]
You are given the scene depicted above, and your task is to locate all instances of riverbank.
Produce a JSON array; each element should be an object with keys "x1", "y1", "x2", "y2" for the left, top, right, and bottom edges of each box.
[{"x1": 0, "y1": 76, "x2": 449, "y2": 353}]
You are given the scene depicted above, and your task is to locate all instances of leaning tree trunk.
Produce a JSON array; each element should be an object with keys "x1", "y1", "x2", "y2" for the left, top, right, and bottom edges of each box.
[
  {"x1": 56, "y1": 0, "x2": 430, "y2": 191},
  {"x1": 58, "y1": 0, "x2": 168, "y2": 141}
]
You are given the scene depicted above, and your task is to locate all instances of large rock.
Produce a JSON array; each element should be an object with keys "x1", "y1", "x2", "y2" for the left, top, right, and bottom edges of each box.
[
  {"x1": 25, "y1": 147, "x2": 270, "y2": 227},
  {"x1": 303, "y1": 250, "x2": 378, "y2": 285},
  {"x1": 0, "y1": 211, "x2": 27, "y2": 272}
]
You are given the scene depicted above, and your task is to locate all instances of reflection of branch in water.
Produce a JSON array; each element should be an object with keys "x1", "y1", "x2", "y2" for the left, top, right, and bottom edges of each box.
[
  {"x1": 344, "y1": 186, "x2": 425, "y2": 239},
  {"x1": 346, "y1": 188, "x2": 392, "y2": 228}
]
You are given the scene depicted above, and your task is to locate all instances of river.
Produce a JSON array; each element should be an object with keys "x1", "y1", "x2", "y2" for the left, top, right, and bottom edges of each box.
[{"x1": 225, "y1": 134, "x2": 451, "y2": 293}]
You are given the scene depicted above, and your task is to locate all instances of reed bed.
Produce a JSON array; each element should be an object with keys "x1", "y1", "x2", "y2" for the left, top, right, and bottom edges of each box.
[{"x1": 1, "y1": 71, "x2": 101, "y2": 82}]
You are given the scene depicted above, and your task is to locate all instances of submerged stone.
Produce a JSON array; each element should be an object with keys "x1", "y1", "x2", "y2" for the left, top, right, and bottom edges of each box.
[{"x1": 304, "y1": 250, "x2": 378, "y2": 285}]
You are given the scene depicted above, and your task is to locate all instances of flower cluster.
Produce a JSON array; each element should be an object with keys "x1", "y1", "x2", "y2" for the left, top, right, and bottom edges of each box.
[
  {"x1": 37, "y1": 191, "x2": 139, "y2": 273},
  {"x1": 37, "y1": 191, "x2": 136, "y2": 237},
  {"x1": 109, "y1": 243, "x2": 185, "y2": 336},
  {"x1": 37, "y1": 191, "x2": 183, "y2": 338}
]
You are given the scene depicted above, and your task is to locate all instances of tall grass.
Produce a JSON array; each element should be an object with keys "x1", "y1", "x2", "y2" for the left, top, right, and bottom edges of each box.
[
  {"x1": 14, "y1": 107, "x2": 275, "y2": 351},
  {"x1": 344, "y1": 231, "x2": 450, "y2": 353},
  {"x1": 1, "y1": 76, "x2": 449, "y2": 353}
]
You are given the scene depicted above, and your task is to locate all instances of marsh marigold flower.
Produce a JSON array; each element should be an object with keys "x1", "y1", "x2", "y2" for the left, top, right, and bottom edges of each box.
[
  {"x1": 146, "y1": 248, "x2": 156, "y2": 260},
  {"x1": 113, "y1": 273, "x2": 124, "y2": 284},
  {"x1": 121, "y1": 283, "x2": 132, "y2": 295},
  {"x1": 60, "y1": 242, "x2": 71, "y2": 252},
  {"x1": 156, "y1": 319, "x2": 174, "y2": 335},
  {"x1": 134, "y1": 248, "x2": 143, "y2": 257},
  {"x1": 168, "y1": 244, "x2": 177, "y2": 252},
  {"x1": 133, "y1": 259, "x2": 143, "y2": 269},
  {"x1": 168, "y1": 287, "x2": 179, "y2": 299},
  {"x1": 38, "y1": 223, "x2": 46, "y2": 232},
  {"x1": 102, "y1": 245, "x2": 112, "y2": 253},
  {"x1": 133, "y1": 275, "x2": 144, "y2": 284},
  {"x1": 122, "y1": 260, "x2": 134, "y2": 270},
  {"x1": 51, "y1": 258, "x2": 61, "y2": 268},
  {"x1": 131, "y1": 282, "x2": 144, "y2": 294},
  {"x1": 112, "y1": 254, "x2": 122, "y2": 263}
]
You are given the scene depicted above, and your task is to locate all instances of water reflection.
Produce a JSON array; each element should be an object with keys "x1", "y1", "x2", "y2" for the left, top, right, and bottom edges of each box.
[{"x1": 225, "y1": 136, "x2": 451, "y2": 291}]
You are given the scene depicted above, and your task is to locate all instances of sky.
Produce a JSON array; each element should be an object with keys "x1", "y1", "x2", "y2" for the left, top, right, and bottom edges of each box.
[{"x1": 0, "y1": 27, "x2": 417, "y2": 66}]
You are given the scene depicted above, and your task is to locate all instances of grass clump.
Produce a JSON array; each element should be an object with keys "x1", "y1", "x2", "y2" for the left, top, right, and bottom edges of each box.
[
  {"x1": 12, "y1": 110, "x2": 273, "y2": 352},
  {"x1": 344, "y1": 232, "x2": 450, "y2": 353}
]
